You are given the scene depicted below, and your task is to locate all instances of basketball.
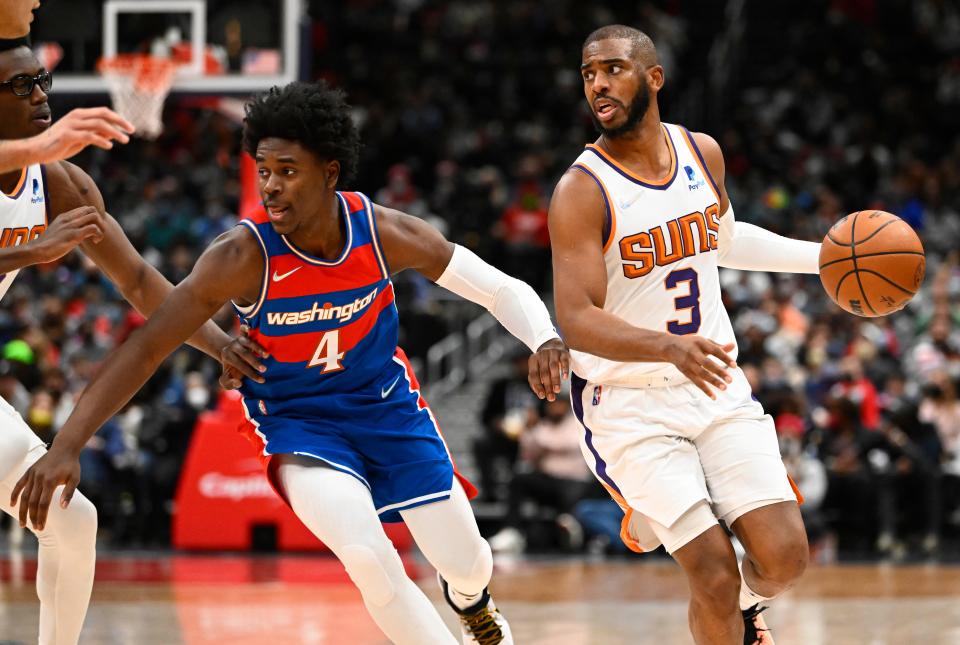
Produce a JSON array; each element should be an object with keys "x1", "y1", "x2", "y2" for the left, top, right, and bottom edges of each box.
[{"x1": 819, "y1": 211, "x2": 925, "y2": 317}]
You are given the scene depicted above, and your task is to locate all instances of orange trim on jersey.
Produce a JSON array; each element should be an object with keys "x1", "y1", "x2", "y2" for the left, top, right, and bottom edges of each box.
[
  {"x1": 679, "y1": 128, "x2": 721, "y2": 203},
  {"x1": 788, "y1": 474, "x2": 805, "y2": 505},
  {"x1": 601, "y1": 482, "x2": 644, "y2": 553},
  {"x1": 571, "y1": 164, "x2": 617, "y2": 254},
  {"x1": 585, "y1": 124, "x2": 677, "y2": 188},
  {"x1": 3, "y1": 168, "x2": 27, "y2": 197}
]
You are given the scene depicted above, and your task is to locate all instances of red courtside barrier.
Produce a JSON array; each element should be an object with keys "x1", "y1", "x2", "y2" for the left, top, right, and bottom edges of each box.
[{"x1": 173, "y1": 390, "x2": 413, "y2": 551}]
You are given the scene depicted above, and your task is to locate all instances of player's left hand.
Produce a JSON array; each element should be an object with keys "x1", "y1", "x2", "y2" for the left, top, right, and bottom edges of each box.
[
  {"x1": 219, "y1": 325, "x2": 269, "y2": 389},
  {"x1": 35, "y1": 107, "x2": 135, "y2": 163},
  {"x1": 10, "y1": 444, "x2": 82, "y2": 532},
  {"x1": 529, "y1": 338, "x2": 570, "y2": 402}
]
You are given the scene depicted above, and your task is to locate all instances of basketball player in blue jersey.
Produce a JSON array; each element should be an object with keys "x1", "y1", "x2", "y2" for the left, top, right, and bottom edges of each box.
[
  {"x1": 14, "y1": 80, "x2": 568, "y2": 645},
  {"x1": 0, "y1": 42, "x2": 253, "y2": 645},
  {"x1": 0, "y1": 2, "x2": 135, "y2": 173},
  {"x1": 550, "y1": 26, "x2": 825, "y2": 645}
]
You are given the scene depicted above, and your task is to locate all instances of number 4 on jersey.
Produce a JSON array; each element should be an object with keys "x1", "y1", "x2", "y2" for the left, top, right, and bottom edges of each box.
[{"x1": 309, "y1": 330, "x2": 346, "y2": 372}]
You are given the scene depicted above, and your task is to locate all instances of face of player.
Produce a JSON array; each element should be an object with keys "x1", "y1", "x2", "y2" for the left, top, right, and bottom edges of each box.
[
  {"x1": 255, "y1": 138, "x2": 340, "y2": 237},
  {"x1": 581, "y1": 38, "x2": 654, "y2": 139},
  {"x1": 0, "y1": 0, "x2": 40, "y2": 39},
  {"x1": 0, "y1": 47, "x2": 51, "y2": 141}
]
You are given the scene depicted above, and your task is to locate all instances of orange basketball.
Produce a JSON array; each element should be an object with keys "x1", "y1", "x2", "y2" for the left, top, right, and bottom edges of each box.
[{"x1": 819, "y1": 211, "x2": 925, "y2": 317}]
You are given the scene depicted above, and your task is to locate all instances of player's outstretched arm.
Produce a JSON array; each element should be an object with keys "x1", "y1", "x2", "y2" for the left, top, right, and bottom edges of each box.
[
  {"x1": 374, "y1": 204, "x2": 568, "y2": 400},
  {"x1": 10, "y1": 227, "x2": 262, "y2": 530},
  {"x1": 549, "y1": 169, "x2": 735, "y2": 398},
  {"x1": 43, "y1": 161, "x2": 233, "y2": 360},
  {"x1": 691, "y1": 131, "x2": 820, "y2": 274},
  {"x1": 0, "y1": 107, "x2": 134, "y2": 173}
]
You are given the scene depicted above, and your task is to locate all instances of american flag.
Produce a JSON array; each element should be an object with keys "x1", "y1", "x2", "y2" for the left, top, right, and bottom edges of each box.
[{"x1": 241, "y1": 49, "x2": 281, "y2": 75}]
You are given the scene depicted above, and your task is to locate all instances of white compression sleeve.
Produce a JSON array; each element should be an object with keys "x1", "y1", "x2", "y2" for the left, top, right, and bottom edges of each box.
[
  {"x1": 435, "y1": 245, "x2": 559, "y2": 351},
  {"x1": 278, "y1": 457, "x2": 457, "y2": 645},
  {"x1": 400, "y1": 479, "x2": 492, "y2": 598},
  {"x1": 0, "y1": 447, "x2": 96, "y2": 645},
  {"x1": 717, "y1": 206, "x2": 821, "y2": 274}
]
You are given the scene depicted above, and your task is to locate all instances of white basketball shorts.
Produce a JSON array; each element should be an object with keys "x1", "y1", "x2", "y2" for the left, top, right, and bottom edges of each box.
[
  {"x1": 570, "y1": 367, "x2": 800, "y2": 554},
  {"x1": 0, "y1": 395, "x2": 47, "y2": 504}
]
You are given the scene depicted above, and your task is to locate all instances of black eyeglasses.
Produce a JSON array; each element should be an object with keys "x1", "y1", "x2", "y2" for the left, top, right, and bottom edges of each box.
[{"x1": 0, "y1": 71, "x2": 53, "y2": 97}]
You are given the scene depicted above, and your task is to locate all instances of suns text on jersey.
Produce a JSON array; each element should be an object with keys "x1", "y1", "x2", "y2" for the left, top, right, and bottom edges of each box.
[
  {"x1": 617, "y1": 204, "x2": 720, "y2": 278},
  {"x1": 0, "y1": 225, "x2": 45, "y2": 249}
]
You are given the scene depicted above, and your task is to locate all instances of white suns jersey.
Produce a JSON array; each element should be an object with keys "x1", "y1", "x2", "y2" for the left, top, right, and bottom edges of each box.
[
  {"x1": 568, "y1": 123, "x2": 737, "y2": 386},
  {"x1": 0, "y1": 165, "x2": 48, "y2": 302}
]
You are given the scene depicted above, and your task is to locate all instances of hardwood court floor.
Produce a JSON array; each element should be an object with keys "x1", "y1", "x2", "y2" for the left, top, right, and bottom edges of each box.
[{"x1": 1, "y1": 552, "x2": 959, "y2": 644}]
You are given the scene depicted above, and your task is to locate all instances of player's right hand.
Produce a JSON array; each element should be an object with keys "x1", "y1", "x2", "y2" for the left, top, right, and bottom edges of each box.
[
  {"x1": 9, "y1": 443, "x2": 82, "y2": 532},
  {"x1": 34, "y1": 107, "x2": 135, "y2": 163},
  {"x1": 528, "y1": 337, "x2": 570, "y2": 401},
  {"x1": 663, "y1": 335, "x2": 736, "y2": 400},
  {"x1": 219, "y1": 324, "x2": 269, "y2": 389},
  {"x1": 32, "y1": 205, "x2": 105, "y2": 263}
]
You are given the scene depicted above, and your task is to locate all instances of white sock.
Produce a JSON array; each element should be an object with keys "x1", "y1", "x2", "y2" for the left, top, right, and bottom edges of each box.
[
  {"x1": 399, "y1": 482, "x2": 495, "y2": 615},
  {"x1": 279, "y1": 458, "x2": 458, "y2": 645},
  {"x1": 447, "y1": 585, "x2": 484, "y2": 611},
  {"x1": 35, "y1": 490, "x2": 97, "y2": 645},
  {"x1": 739, "y1": 560, "x2": 774, "y2": 611}
]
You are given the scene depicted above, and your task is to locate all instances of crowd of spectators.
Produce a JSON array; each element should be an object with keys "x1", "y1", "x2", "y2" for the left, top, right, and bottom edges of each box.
[{"x1": 0, "y1": 0, "x2": 957, "y2": 558}]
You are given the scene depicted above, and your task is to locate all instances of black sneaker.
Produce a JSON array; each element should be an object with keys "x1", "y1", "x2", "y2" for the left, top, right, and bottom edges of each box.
[
  {"x1": 742, "y1": 604, "x2": 774, "y2": 645},
  {"x1": 438, "y1": 574, "x2": 513, "y2": 645}
]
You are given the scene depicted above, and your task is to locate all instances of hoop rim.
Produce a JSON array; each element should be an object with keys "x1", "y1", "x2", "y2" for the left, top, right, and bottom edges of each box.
[
  {"x1": 98, "y1": 53, "x2": 179, "y2": 93},
  {"x1": 98, "y1": 53, "x2": 178, "y2": 70}
]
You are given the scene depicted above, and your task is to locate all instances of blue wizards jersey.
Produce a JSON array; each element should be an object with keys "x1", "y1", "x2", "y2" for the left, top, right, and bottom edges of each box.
[{"x1": 231, "y1": 190, "x2": 477, "y2": 522}]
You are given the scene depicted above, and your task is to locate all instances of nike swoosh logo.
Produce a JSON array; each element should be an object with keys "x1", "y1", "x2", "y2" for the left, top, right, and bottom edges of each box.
[
  {"x1": 381, "y1": 375, "x2": 402, "y2": 399},
  {"x1": 619, "y1": 193, "x2": 642, "y2": 210},
  {"x1": 272, "y1": 267, "x2": 302, "y2": 282}
]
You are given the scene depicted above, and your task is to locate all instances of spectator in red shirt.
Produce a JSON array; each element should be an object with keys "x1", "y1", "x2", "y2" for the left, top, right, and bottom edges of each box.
[
  {"x1": 494, "y1": 178, "x2": 551, "y2": 292},
  {"x1": 832, "y1": 356, "x2": 881, "y2": 430},
  {"x1": 497, "y1": 182, "x2": 550, "y2": 248}
]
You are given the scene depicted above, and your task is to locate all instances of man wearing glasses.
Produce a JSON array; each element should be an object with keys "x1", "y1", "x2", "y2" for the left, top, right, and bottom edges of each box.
[
  {"x1": 0, "y1": 0, "x2": 134, "y2": 172},
  {"x1": 0, "y1": 40, "x2": 253, "y2": 645}
]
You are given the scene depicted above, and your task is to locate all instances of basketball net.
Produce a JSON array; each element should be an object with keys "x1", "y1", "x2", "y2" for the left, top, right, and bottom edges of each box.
[{"x1": 98, "y1": 54, "x2": 178, "y2": 140}]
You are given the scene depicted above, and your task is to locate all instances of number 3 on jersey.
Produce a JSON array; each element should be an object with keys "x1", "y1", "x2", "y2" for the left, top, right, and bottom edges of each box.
[
  {"x1": 666, "y1": 268, "x2": 701, "y2": 335},
  {"x1": 309, "y1": 330, "x2": 346, "y2": 372}
]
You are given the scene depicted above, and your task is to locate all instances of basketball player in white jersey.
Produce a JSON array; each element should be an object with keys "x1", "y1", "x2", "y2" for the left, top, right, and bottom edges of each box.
[
  {"x1": 0, "y1": 2, "x2": 134, "y2": 173},
  {"x1": 0, "y1": 42, "x2": 247, "y2": 645},
  {"x1": 550, "y1": 26, "x2": 822, "y2": 645}
]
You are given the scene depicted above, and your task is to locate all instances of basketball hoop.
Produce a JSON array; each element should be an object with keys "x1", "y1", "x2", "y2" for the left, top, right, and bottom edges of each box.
[{"x1": 98, "y1": 54, "x2": 178, "y2": 140}]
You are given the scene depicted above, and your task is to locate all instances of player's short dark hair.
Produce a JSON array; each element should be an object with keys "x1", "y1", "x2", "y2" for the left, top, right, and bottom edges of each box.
[
  {"x1": 242, "y1": 80, "x2": 360, "y2": 186},
  {"x1": 582, "y1": 25, "x2": 655, "y2": 62}
]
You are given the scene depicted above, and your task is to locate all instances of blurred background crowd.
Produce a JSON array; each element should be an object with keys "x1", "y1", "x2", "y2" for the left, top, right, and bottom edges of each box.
[{"x1": 6, "y1": 0, "x2": 959, "y2": 560}]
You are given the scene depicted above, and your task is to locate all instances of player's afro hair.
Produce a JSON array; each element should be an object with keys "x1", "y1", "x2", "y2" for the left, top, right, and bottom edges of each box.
[{"x1": 243, "y1": 80, "x2": 361, "y2": 186}]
